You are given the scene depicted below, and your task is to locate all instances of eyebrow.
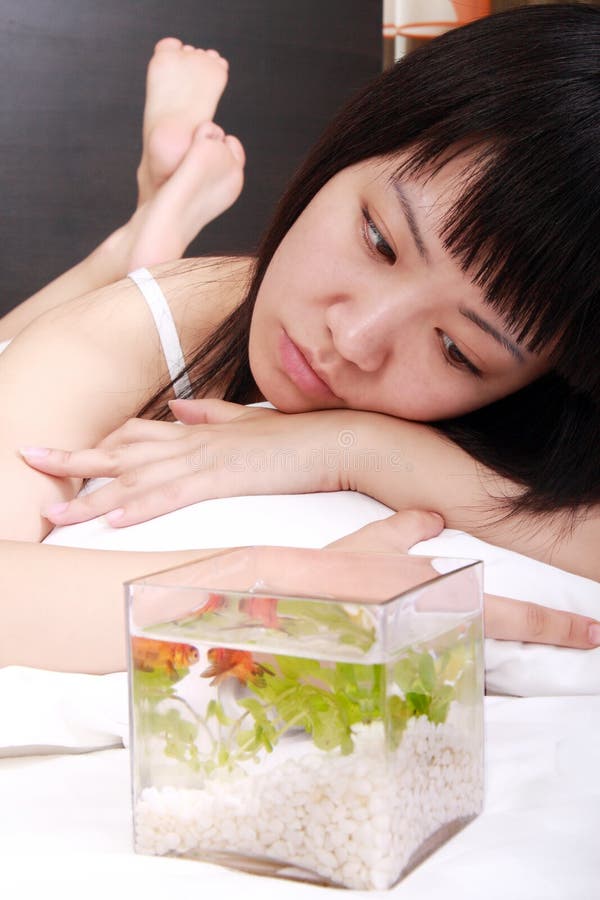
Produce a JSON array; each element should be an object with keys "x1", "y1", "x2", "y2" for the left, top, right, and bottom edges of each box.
[
  {"x1": 390, "y1": 179, "x2": 431, "y2": 263},
  {"x1": 390, "y1": 177, "x2": 526, "y2": 365},
  {"x1": 459, "y1": 306, "x2": 526, "y2": 363}
]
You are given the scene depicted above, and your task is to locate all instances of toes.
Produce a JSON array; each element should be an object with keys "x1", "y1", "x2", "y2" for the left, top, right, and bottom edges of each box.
[
  {"x1": 195, "y1": 121, "x2": 225, "y2": 141},
  {"x1": 205, "y1": 49, "x2": 228, "y2": 66},
  {"x1": 224, "y1": 134, "x2": 246, "y2": 167},
  {"x1": 154, "y1": 37, "x2": 183, "y2": 52},
  {"x1": 183, "y1": 44, "x2": 195, "y2": 52}
]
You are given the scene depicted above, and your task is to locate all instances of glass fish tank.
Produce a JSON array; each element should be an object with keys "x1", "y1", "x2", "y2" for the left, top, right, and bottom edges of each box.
[{"x1": 126, "y1": 546, "x2": 484, "y2": 890}]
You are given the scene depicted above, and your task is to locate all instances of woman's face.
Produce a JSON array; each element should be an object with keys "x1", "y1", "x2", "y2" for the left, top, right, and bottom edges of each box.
[{"x1": 248, "y1": 156, "x2": 550, "y2": 420}]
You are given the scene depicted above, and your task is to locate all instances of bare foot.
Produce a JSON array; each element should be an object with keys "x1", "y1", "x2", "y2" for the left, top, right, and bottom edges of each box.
[
  {"x1": 137, "y1": 37, "x2": 229, "y2": 206},
  {"x1": 127, "y1": 121, "x2": 245, "y2": 271}
]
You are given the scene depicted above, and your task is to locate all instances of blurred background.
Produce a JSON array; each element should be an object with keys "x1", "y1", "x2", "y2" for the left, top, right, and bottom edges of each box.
[
  {"x1": 0, "y1": 0, "x2": 380, "y2": 316},
  {"x1": 0, "y1": 1, "x2": 596, "y2": 317}
]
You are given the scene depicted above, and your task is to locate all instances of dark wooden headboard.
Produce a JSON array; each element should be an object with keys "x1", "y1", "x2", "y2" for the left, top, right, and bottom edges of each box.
[{"x1": 0, "y1": 0, "x2": 382, "y2": 317}]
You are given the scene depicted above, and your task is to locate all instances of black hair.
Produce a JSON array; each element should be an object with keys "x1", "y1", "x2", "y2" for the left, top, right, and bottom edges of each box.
[{"x1": 140, "y1": 4, "x2": 600, "y2": 519}]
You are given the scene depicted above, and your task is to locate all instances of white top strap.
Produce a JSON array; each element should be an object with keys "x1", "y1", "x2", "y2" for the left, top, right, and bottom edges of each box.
[{"x1": 128, "y1": 267, "x2": 192, "y2": 399}]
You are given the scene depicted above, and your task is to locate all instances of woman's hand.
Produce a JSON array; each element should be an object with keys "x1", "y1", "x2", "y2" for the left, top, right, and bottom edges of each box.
[
  {"x1": 326, "y1": 511, "x2": 600, "y2": 651},
  {"x1": 22, "y1": 399, "x2": 369, "y2": 527},
  {"x1": 19, "y1": 398, "x2": 600, "y2": 651}
]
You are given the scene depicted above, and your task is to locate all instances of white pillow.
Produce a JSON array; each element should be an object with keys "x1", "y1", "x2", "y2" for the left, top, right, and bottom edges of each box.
[{"x1": 0, "y1": 666, "x2": 128, "y2": 757}]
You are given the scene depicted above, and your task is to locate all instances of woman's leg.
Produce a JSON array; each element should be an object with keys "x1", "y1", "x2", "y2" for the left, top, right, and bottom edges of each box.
[
  {"x1": 0, "y1": 39, "x2": 239, "y2": 340},
  {"x1": 136, "y1": 38, "x2": 229, "y2": 205}
]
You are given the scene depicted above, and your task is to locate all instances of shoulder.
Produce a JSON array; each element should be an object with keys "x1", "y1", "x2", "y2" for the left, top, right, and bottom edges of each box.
[
  {"x1": 3, "y1": 255, "x2": 253, "y2": 433},
  {"x1": 148, "y1": 256, "x2": 254, "y2": 361},
  {"x1": 42, "y1": 255, "x2": 253, "y2": 340},
  {"x1": 31, "y1": 255, "x2": 253, "y2": 398}
]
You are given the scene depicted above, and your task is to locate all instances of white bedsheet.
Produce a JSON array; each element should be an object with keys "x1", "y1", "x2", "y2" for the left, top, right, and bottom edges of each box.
[{"x1": 2, "y1": 695, "x2": 599, "y2": 899}]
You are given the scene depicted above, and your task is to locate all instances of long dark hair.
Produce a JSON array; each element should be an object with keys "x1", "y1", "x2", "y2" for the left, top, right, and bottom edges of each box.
[{"x1": 140, "y1": 4, "x2": 600, "y2": 519}]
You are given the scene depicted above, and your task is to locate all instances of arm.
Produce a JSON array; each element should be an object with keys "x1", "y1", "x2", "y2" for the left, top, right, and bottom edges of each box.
[
  {"x1": 0, "y1": 230, "x2": 130, "y2": 342},
  {"x1": 352, "y1": 411, "x2": 600, "y2": 581},
  {"x1": 0, "y1": 259, "x2": 248, "y2": 542},
  {"x1": 0, "y1": 541, "x2": 218, "y2": 673},
  {"x1": 23, "y1": 399, "x2": 600, "y2": 582},
  {"x1": 0, "y1": 276, "x2": 168, "y2": 542},
  {"x1": 3, "y1": 513, "x2": 597, "y2": 675}
]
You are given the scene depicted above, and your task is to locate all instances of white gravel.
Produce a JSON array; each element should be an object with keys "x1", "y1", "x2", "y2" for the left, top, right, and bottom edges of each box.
[{"x1": 134, "y1": 710, "x2": 483, "y2": 890}]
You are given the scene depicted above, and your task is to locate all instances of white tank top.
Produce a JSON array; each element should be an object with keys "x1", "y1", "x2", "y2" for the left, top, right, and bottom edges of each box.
[{"x1": 128, "y1": 267, "x2": 192, "y2": 399}]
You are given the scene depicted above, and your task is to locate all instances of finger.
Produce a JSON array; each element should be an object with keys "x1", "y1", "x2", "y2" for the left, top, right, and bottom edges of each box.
[
  {"x1": 23, "y1": 439, "x2": 183, "y2": 481},
  {"x1": 20, "y1": 421, "x2": 185, "y2": 471},
  {"x1": 484, "y1": 593, "x2": 600, "y2": 649},
  {"x1": 168, "y1": 398, "x2": 272, "y2": 425},
  {"x1": 40, "y1": 450, "x2": 199, "y2": 525},
  {"x1": 325, "y1": 510, "x2": 445, "y2": 553},
  {"x1": 97, "y1": 418, "x2": 185, "y2": 449}
]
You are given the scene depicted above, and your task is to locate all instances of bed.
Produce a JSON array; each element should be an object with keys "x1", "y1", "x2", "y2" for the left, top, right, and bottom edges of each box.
[
  {"x1": 2, "y1": 684, "x2": 598, "y2": 900},
  {"x1": 2, "y1": 469, "x2": 599, "y2": 898}
]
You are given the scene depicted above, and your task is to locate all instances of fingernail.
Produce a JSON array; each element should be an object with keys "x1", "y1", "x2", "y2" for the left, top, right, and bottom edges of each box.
[
  {"x1": 105, "y1": 508, "x2": 125, "y2": 525},
  {"x1": 43, "y1": 501, "x2": 69, "y2": 518},
  {"x1": 20, "y1": 447, "x2": 50, "y2": 459},
  {"x1": 588, "y1": 624, "x2": 600, "y2": 646}
]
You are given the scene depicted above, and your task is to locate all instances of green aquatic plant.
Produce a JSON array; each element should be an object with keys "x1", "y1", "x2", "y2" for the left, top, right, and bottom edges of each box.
[{"x1": 132, "y1": 628, "x2": 475, "y2": 775}]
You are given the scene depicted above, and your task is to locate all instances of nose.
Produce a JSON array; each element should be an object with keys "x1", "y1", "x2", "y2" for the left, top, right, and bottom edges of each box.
[{"x1": 325, "y1": 288, "x2": 408, "y2": 372}]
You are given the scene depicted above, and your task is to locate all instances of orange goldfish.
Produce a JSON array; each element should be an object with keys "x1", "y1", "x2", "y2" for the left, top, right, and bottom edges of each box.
[
  {"x1": 239, "y1": 595, "x2": 280, "y2": 629},
  {"x1": 201, "y1": 648, "x2": 274, "y2": 686},
  {"x1": 193, "y1": 592, "x2": 226, "y2": 616},
  {"x1": 132, "y1": 636, "x2": 199, "y2": 680},
  {"x1": 186, "y1": 592, "x2": 280, "y2": 629}
]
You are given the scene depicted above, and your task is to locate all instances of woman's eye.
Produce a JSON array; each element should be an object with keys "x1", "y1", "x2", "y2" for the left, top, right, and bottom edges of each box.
[
  {"x1": 438, "y1": 331, "x2": 482, "y2": 378},
  {"x1": 362, "y1": 209, "x2": 396, "y2": 263}
]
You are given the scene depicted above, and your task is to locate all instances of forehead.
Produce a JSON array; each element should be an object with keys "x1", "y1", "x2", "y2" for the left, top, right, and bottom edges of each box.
[{"x1": 352, "y1": 151, "x2": 478, "y2": 206}]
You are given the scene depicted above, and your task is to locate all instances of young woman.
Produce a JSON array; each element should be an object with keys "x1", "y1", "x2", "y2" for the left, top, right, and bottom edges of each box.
[{"x1": 1, "y1": 5, "x2": 598, "y2": 673}]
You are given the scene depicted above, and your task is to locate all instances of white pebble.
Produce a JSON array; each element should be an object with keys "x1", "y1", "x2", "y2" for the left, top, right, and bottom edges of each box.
[{"x1": 134, "y1": 708, "x2": 482, "y2": 890}]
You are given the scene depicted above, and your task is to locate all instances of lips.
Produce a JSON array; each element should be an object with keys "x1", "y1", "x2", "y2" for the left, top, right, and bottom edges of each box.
[
  {"x1": 296, "y1": 341, "x2": 336, "y2": 392},
  {"x1": 278, "y1": 329, "x2": 338, "y2": 400}
]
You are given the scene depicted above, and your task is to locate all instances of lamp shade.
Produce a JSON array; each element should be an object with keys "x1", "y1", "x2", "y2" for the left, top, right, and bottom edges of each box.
[{"x1": 383, "y1": 1, "x2": 490, "y2": 40}]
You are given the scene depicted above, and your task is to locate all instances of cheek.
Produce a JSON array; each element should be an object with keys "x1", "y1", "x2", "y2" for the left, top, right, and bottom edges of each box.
[
  {"x1": 376, "y1": 359, "x2": 486, "y2": 421},
  {"x1": 247, "y1": 293, "x2": 274, "y2": 396}
]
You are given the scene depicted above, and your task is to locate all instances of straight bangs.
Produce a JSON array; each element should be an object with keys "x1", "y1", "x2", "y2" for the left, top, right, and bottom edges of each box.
[{"x1": 388, "y1": 124, "x2": 599, "y2": 401}]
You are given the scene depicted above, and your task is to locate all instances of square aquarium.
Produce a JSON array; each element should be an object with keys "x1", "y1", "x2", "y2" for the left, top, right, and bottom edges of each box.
[{"x1": 126, "y1": 546, "x2": 484, "y2": 890}]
